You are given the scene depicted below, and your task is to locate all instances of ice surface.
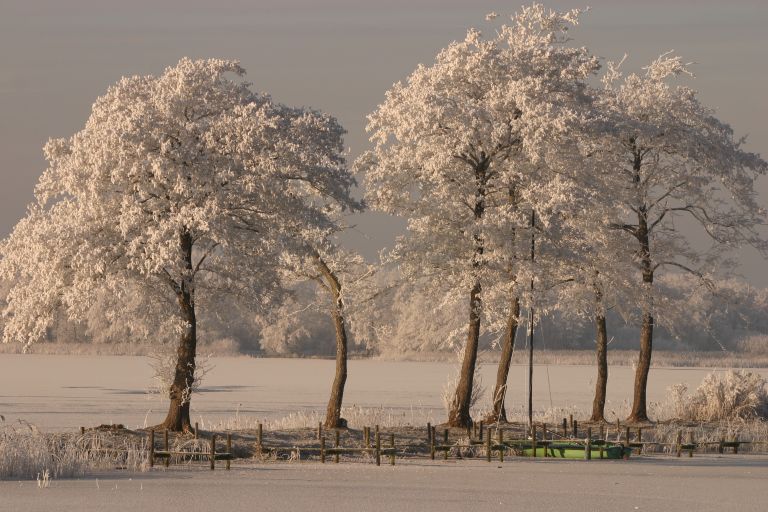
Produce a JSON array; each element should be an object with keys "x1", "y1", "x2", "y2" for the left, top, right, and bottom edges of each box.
[
  {"x1": 3, "y1": 457, "x2": 768, "y2": 512},
  {"x1": 1, "y1": 355, "x2": 761, "y2": 431}
]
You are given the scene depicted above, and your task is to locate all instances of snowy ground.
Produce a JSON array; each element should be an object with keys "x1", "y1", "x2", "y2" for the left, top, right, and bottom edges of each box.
[
  {"x1": 3, "y1": 456, "x2": 768, "y2": 512},
  {"x1": 1, "y1": 355, "x2": 764, "y2": 430}
]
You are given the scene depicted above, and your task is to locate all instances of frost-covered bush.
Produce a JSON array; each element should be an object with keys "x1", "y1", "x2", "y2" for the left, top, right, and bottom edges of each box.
[
  {"x1": 665, "y1": 370, "x2": 768, "y2": 421},
  {"x1": 0, "y1": 422, "x2": 148, "y2": 480}
]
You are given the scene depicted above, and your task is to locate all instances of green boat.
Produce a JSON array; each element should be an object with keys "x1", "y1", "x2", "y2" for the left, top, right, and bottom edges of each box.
[{"x1": 521, "y1": 443, "x2": 630, "y2": 459}]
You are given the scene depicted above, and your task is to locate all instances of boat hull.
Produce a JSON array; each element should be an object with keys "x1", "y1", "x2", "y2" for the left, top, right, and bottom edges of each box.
[{"x1": 521, "y1": 444, "x2": 630, "y2": 459}]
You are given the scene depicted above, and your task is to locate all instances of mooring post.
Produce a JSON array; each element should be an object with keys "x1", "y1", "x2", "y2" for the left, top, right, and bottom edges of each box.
[
  {"x1": 226, "y1": 433, "x2": 232, "y2": 470},
  {"x1": 210, "y1": 434, "x2": 216, "y2": 470},
  {"x1": 149, "y1": 429, "x2": 155, "y2": 468},
  {"x1": 334, "y1": 430, "x2": 340, "y2": 464},
  {"x1": 390, "y1": 433, "x2": 396, "y2": 466},
  {"x1": 375, "y1": 430, "x2": 381, "y2": 466},
  {"x1": 586, "y1": 427, "x2": 592, "y2": 461}
]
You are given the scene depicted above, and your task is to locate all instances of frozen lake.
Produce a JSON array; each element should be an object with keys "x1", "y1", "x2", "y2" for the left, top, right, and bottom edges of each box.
[{"x1": 0, "y1": 355, "x2": 761, "y2": 431}]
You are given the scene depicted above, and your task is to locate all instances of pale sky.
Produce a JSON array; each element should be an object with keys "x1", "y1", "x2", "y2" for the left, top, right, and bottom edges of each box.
[{"x1": 1, "y1": 0, "x2": 766, "y2": 283}]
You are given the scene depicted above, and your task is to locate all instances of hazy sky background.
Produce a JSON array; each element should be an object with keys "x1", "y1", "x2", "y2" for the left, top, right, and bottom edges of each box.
[{"x1": 1, "y1": 0, "x2": 766, "y2": 283}]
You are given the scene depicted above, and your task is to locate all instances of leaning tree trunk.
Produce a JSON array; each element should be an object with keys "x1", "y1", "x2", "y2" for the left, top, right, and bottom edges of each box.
[
  {"x1": 448, "y1": 282, "x2": 482, "y2": 428},
  {"x1": 485, "y1": 296, "x2": 520, "y2": 424},
  {"x1": 589, "y1": 310, "x2": 608, "y2": 423},
  {"x1": 628, "y1": 205, "x2": 654, "y2": 423},
  {"x1": 316, "y1": 256, "x2": 349, "y2": 429},
  {"x1": 159, "y1": 232, "x2": 197, "y2": 432}
]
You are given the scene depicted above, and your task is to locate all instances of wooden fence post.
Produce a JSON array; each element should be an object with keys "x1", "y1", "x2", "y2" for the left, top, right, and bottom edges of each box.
[
  {"x1": 257, "y1": 423, "x2": 263, "y2": 459},
  {"x1": 562, "y1": 418, "x2": 567, "y2": 438},
  {"x1": 334, "y1": 430, "x2": 340, "y2": 464},
  {"x1": 194, "y1": 422, "x2": 199, "y2": 439},
  {"x1": 164, "y1": 430, "x2": 170, "y2": 467},
  {"x1": 688, "y1": 430, "x2": 695, "y2": 458},
  {"x1": 210, "y1": 434, "x2": 216, "y2": 470},
  {"x1": 542, "y1": 423, "x2": 548, "y2": 458},
  {"x1": 676, "y1": 431, "x2": 682, "y2": 457},
  {"x1": 149, "y1": 429, "x2": 155, "y2": 468},
  {"x1": 430, "y1": 427, "x2": 436, "y2": 460},
  {"x1": 317, "y1": 422, "x2": 322, "y2": 441},
  {"x1": 573, "y1": 420, "x2": 578, "y2": 439},
  {"x1": 375, "y1": 430, "x2": 381, "y2": 466},
  {"x1": 569, "y1": 414, "x2": 573, "y2": 429},
  {"x1": 486, "y1": 430, "x2": 492, "y2": 462},
  {"x1": 320, "y1": 436, "x2": 326, "y2": 463},
  {"x1": 390, "y1": 433, "x2": 396, "y2": 466},
  {"x1": 625, "y1": 426, "x2": 630, "y2": 449},
  {"x1": 427, "y1": 422, "x2": 432, "y2": 445},
  {"x1": 531, "y1": 425, "x2": 537, "y2": 458},
  {"x1": 479, "y1": 421, "x2": 484, "y2": 442},
  {"x1": 599, "y1": 425, "x2": 604, "y2": 459},
  {"x1": 498, "y1": 428, "x2": 504, "y2": 463},
  {"x1": 443, "y1": 429, "x2": 449, "y2": 461},
  {"x1": 585, "y1": 427, "x2": 592, "y2": 461},
  {"x1": 226, "y1": 433, "x2": 232, "y2": 470}
]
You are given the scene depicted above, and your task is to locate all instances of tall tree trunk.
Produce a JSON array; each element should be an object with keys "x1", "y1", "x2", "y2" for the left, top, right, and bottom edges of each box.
[
  {"x1": 159, "y1": 232, "x2": 197, "y2": 432},
  {"x1": 589, "y1": 309, "x2": 608, "y2": 423},
  {"x1": 447, "y1": 156, "x2": 488, "y2": 428},
  {"x1": 448, "y1": 282, "x2": 482, "y2": 427},
  {"x1": 485, "y1": 296, "x2": 520, "y2": 424},
  {"x1": 628, "y1": 190, "x2": 654, "y2": 423},
  {"x1": 316, "y1": 255, "x2": 349, "y2": 429},
  {"x1": 628, "y1": 311, "x2": 653, "y2": 423}
]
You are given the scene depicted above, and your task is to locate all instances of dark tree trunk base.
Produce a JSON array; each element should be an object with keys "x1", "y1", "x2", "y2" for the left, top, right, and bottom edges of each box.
[{"x1": 155, "y1": 398, "x2": 193, "y2": 432}]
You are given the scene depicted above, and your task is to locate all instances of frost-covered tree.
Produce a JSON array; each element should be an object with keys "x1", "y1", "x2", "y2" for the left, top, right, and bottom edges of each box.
[
  {"x1": 0, "y1": 58, "x2": 354, "y2": 431},
  {"x1": 595, "y1": 53, "x2": 768, "y2": 422},
  {"x1": 279, "y1": 240, "x2": 371, "y2": 429},
  {"x1": 360, "y1": 4, "x2": 599, "y2": 427}
]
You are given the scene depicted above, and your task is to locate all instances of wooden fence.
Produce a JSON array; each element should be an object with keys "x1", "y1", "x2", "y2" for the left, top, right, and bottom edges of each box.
[{"x1": 81, "y1": 417, "x2": 760, "y2": 470}]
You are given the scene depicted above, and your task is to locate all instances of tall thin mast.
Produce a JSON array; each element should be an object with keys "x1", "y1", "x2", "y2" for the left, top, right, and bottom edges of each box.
[{"x1": 527, "y1": 209, "x2": 535, "y2": 430}]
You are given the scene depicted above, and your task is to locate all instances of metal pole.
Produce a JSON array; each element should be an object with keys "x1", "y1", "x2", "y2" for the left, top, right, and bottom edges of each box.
[{"x1": 528, "y1": 209, "x2": 535, "y2": 429}]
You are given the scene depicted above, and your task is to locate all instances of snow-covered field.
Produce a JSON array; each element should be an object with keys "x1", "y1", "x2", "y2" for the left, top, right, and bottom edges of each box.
[
  {"x1": 4, "y1": 457, "x2": 768, "y2": 512},
  {"x1": 1, "y1": 354, "x2": 762, "y2": 430}
]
